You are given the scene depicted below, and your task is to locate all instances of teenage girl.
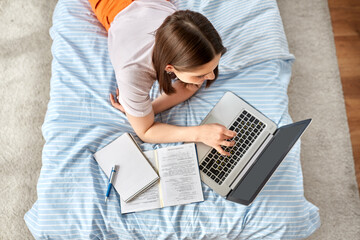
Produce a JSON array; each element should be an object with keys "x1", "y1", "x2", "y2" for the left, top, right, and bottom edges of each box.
[{"x1": 89, "y1": 0, "x2": 236, "y2": 155}]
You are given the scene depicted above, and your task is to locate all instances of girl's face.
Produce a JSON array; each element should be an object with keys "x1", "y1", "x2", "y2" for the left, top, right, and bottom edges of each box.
[{"x1": 165, "y1": 54, "x2": 221, "y2": 86}]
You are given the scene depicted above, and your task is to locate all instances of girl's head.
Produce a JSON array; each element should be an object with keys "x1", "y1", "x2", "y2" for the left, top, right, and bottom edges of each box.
[{"x1": 152, "y1": 10, "x2": 227, "y2": 94}]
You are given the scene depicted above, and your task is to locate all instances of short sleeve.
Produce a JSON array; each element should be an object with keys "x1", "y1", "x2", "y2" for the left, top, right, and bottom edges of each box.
[{"x1": 116, "y1": 66, "x2": 155, "y2": 117}]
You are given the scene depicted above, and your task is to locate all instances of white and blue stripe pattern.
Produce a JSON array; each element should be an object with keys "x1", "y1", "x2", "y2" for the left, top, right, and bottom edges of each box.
[{"x1": 24, "y1": 0, "x2": 320, "y2": 239}]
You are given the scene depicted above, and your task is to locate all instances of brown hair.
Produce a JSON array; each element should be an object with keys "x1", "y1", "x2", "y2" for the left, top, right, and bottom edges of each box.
[{"x1": 152, "y1": 10, "x2": 227, "y2": 94}]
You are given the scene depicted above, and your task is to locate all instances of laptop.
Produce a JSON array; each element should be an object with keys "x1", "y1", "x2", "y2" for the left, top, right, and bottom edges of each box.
[{"x1": 196, "y1": 91, "x2": 311, "y2": 205}]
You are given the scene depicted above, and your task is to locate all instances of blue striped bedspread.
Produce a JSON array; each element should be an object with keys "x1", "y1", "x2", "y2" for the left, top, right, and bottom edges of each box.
[{"x1": 24, "y1": 0, "x2": 320, "y2": 239}]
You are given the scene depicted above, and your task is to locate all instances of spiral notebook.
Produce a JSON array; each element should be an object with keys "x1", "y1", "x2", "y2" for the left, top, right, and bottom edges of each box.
[{"x1": 94, "y1": 133, "x2": 159, "y2": 203}]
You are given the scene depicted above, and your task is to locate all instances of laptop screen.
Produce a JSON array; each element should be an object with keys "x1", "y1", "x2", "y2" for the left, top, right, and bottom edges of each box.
[{"x1": 227, "y1": 119, "x2": 311, "y2": 205}]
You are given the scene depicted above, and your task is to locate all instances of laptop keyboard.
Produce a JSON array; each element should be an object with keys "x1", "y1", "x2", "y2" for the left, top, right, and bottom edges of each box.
[{"x1": 199, "y1": 110, "x2": 266, "y2": 185}]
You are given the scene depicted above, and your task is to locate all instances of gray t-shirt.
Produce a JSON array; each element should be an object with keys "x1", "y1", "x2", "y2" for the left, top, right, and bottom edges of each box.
[{"x1": 108, "y1": 0, "x2": 176, "y2": 117}]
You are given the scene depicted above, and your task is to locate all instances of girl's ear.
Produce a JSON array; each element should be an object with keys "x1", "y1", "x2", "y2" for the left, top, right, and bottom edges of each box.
[{"x1": 164, "y1": 64, "x2": 175, "y2": 72}]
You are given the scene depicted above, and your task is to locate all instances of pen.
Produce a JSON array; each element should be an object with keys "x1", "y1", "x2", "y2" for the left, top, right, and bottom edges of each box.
[{"x1": 105, "y1": 165, "x2": 116, "y2": 202}]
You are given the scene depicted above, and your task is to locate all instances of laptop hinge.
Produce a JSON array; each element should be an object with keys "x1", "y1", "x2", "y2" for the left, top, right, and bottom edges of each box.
[{"x1": 229, "y1": 133, "x2": 274, "y2": 190}]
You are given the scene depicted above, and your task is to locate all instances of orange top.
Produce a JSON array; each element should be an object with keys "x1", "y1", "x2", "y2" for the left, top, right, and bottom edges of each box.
[{"x1": 89, "y1": 0, "x2": 134, "y2": 31}]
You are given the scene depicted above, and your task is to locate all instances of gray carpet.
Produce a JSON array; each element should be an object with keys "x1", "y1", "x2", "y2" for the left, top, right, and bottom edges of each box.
[
  {"x1": 1, "y1": 0, "x2": 359, "y2": 239},
  {"x1": 277, "y1": 0, "x2": 360, "y2": 239}
]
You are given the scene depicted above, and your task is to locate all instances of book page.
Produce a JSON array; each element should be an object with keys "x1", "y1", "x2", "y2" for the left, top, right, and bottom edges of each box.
[
  {"x1": 120, "y1": 151, "x2": 161, "y2": 214},
  {"x1": 157, "y1": 143, "x2": 204, "y2": 207}
]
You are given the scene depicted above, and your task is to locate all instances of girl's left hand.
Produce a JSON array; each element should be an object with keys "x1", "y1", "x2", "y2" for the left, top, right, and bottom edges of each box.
[{"x1": 110, "y1": 88, "x2": 125, "y2": 113}]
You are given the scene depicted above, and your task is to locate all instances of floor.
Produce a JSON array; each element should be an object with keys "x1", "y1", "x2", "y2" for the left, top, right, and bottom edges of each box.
[{"x1": 328, "y1": 0, "x2": 360, "y2": 193}]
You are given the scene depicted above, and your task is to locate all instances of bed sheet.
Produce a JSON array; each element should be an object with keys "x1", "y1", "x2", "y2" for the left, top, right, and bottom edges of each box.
[{"x1": 24, "y1": 0, "x2": 320, "y2": 239}]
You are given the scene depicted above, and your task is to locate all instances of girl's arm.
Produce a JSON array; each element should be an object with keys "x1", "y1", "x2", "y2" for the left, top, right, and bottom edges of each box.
[
  {"x1": 109, "y1": 83, "x2": 236, "y2": 155},
  {"x1": 126, "y1": 110, "x2": 236, "y2": 156}
]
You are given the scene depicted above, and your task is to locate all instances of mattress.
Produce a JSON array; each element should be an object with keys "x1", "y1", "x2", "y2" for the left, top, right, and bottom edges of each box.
[{"x1": 24, "y1": 0, "x2": 320, "y2": 239}]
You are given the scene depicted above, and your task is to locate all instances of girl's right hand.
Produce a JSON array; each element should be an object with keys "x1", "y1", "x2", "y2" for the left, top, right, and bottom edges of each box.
[
  {"x1": 110, "y1": 88, "x2": 126, "y2": 113},
  {"x1": 196, "y1": 123, "x2": 237, "y2": 156}
]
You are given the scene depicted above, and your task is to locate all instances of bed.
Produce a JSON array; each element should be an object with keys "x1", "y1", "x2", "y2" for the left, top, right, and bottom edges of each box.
[{"x1": 24, "y1": 0, "x2": 320, "y2": 239}]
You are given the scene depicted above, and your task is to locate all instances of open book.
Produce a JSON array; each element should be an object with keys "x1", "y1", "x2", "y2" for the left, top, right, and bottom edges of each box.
[
  {"x1": 94, "y1": 133, "x2": 159, "y2": 203},
  {"x1": 120, "y1": 143, "x2": 204, "y2": 214}
]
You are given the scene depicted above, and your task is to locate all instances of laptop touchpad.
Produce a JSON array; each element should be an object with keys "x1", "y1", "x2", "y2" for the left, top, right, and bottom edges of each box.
[{"x1": 204, "y1": 114, "x2": 227, "y2": 126}]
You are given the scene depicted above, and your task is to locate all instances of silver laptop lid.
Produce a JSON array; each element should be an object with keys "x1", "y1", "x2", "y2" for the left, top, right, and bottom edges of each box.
[{"x1": 227, "y1": 119, "x2": 312, "y2": 205}]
